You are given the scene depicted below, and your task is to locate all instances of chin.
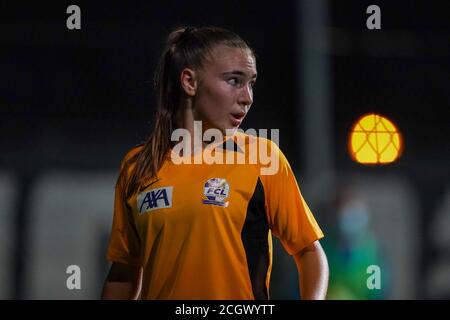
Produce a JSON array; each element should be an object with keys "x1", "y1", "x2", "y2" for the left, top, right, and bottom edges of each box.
[{"x1": 211, "y1": 121, "x2": 239, "y2": 137}]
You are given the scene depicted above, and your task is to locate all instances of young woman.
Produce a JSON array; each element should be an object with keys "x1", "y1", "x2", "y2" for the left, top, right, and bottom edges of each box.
[{"x1": 101, "y1": 26, "x2": 329, "y2": 300}]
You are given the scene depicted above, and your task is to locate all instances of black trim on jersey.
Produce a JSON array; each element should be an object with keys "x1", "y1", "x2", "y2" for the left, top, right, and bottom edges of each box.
[
  {"x1": 241, "y1": 177, "x2": 270, "y2": 300},
  {"x1": 140, "y1": 178, "x2": 161, "y2": 190},
  {"x1": 218, "y1": 138, "x2": 244, "y2": 153}
]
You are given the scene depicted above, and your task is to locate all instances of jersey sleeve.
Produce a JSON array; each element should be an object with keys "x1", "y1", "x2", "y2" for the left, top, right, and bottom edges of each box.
[
  {"x1": 260, "y1": 140, "x2": 324, "y2": 255},
  {"x1": 106, "y1": 149, "x2": 142, "y2": 266}
]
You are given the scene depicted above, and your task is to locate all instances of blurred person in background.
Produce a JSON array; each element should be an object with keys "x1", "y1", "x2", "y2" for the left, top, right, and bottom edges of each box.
[
  {"x1": 101, "y1": 26, "x2": 328, "y2": 300},
  {"x1": 322, "y1": 189, "x2": 390, "y2": 299}
]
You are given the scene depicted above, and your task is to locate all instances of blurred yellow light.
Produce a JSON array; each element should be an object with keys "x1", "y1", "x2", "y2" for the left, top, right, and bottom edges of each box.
[{"x1": 349, "y1": 113, "x2": 402, "y2": 165}]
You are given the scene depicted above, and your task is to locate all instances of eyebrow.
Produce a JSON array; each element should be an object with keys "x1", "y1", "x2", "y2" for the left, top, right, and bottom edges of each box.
[{"x1": 221, "y1": 71, "x2": 257, "y2": 79}]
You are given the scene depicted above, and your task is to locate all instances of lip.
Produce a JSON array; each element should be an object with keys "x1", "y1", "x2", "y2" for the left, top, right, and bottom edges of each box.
[{"x1": 230, "y1": 113, "x2": 245, "y2": 126}]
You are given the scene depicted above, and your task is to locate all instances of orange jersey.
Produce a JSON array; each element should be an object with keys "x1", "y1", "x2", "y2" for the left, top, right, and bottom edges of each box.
[{"x1": 106, "y1": 133, "x2": 324, "y2": 299}]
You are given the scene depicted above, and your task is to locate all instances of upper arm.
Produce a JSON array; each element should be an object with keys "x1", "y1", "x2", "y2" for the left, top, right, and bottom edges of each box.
[
  {"x1": 102, "y1": 262, "x2": 143, "y2": 299},
  {"x1": 106, "y1": 164, "x2": 142, "y2": 266},
  {"x1": 293, "y1": 240, "x2": 323, "y2": 262},
  {"x1": 259, "y1": 140, "x2": 324, "y2": 255},
  {"x1": 106, "y1": 262, "x2": 143, "y2": 283}
]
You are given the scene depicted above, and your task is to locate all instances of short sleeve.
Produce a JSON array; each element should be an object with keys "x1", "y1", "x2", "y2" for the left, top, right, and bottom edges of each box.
[
  {"x1": 106, "y1": 150, "x2": 142, "y2": 266},
  {"x1": 260, "y1": 140, "x2": 324, "y2": 255}
]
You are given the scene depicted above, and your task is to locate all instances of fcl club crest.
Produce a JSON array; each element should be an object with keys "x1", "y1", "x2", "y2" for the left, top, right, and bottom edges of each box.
[{"x1": 202, "y1": 178, "x2": 230, "y2": 207}]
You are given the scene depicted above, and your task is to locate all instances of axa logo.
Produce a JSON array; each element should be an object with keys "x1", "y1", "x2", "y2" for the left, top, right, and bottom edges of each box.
[{"x1": 137, "y1": 186, "x2": 173, "y2": 214}]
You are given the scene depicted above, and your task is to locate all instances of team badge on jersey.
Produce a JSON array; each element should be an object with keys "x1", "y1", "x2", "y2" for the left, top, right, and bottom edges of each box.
[
  {"x1": 202, "y1": 178, "x2": 230, "y2": 207},
  {"x1": 137, "y1": 186, "x2": 173, "y2": 214}
]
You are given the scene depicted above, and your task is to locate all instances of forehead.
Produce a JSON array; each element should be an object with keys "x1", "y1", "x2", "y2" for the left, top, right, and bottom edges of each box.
[{"x1": 204, "y1": 45, "x2": 257, "y2": 75}]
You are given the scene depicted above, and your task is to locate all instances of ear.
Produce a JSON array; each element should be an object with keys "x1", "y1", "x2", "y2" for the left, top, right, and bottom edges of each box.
[{"x1": 180, "y1": 68, "x2": 198, "y2": 97}]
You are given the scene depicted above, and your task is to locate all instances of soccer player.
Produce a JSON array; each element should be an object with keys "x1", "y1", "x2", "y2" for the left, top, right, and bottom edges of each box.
[{"x1": 101, "y1": 26, "x2": 329, "y2": 300}]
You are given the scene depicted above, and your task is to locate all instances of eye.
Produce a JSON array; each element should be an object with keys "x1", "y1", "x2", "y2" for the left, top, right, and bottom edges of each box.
[
  {"x1": 227, "y1": 77, "x2": 239, "y2": 86},
  {"x1": 227, "y1": 78, "x2": 237, "y2": 86}
]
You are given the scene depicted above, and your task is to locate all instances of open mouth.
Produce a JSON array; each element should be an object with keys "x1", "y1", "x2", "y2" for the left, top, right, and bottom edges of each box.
[{"x1": 230, "y1": 113, "x2": 245, "y2": 126}]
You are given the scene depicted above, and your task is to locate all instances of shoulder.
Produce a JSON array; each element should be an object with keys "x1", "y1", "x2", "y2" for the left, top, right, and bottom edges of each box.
[
  {"x1": 234, "y1": 131, "x2": 289, "y2": 176},
  {"x1": 123, "y1": 144, "x2": 144, "y2": 162},
  {"x1": 233, "y1": 131, "x2": 281, "y2": 153},
  {"x1": 119, "y1": 144, "x2": 145, "y2": 170},
  {"x1": 115, "y1": 144, "x2": 145, "y2": 190}
]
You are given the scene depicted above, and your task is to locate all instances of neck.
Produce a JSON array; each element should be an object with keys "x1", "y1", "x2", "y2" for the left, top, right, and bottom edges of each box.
[{"x1": 175, "y1": 100, "x2": 226, "y2": 156}]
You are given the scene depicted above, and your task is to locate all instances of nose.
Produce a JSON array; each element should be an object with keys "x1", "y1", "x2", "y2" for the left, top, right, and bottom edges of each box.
[{"x1": 238, "y1": 84, "x2": 253, "y2": 108}]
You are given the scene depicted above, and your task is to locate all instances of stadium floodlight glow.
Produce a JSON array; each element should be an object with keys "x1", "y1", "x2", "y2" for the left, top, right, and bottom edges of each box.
[{"x1": 348, "y1": 113, "x2": 403, "y2": 165}]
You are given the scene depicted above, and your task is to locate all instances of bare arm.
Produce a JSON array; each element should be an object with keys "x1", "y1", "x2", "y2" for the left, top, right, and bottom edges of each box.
[
  {"x1": 293, "y1": 240, "x2": 329, "y2": 300},
  {"x1": 101, "y1": 262, "x2": 143, "y2": 300}
]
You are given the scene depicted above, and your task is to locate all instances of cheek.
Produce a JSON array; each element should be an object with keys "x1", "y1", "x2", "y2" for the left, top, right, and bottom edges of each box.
[{"x1": 201, "y1": 85, "x2": 235, "y2": 114}]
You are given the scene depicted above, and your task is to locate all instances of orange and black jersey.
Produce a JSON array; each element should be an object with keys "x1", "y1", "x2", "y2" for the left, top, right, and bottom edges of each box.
[{"x1": 106, "y1": 133, "x2": 324, "y2": 299}]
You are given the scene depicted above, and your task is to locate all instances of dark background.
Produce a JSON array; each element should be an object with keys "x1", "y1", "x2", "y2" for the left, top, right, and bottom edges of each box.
[
  {"x1": 1, "y1": 1, "x2": 448, "y2": 169},
  {"x1": 1, "y1": 0, "x2": 449, "y2": 299}
]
